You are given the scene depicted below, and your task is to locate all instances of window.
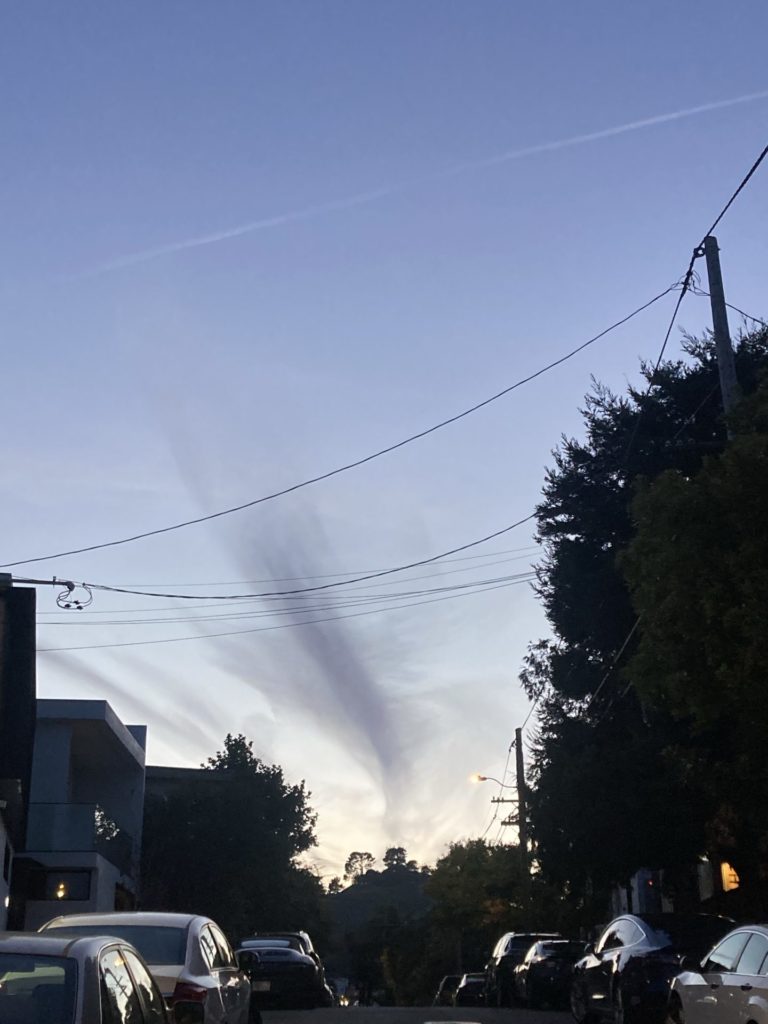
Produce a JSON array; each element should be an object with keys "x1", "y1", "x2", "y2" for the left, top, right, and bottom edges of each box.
[
  {"x1": 46, "y1": 924, "x2": 187, "y2": 966},
  {"x1": 704, "y1": 932, "x2": 750, "y2": 973},
  {"x1": 0, "y1": 953, "x2": 76, "y2": 1024},
  {"x1": 28, "y1": 869, "x2": 91, "y2": 901},
  {"x1": 200, "y1": 927, "x2": 219, "y2": 969},
  {"x1": 100, "y1": 948, "x2": 144, "y2": 1024},
  {"x1": 209, "y1": 925, "x2": 236, "y2": 968},
  {"x1": 735, "y1": 934, "x2": 768, "y2": 976},
  {"x1": 123, "y1": 948, "x2": 167, "y2": 1023},
  {"x1": 597, "y1": 928, "x2": 622, "y2": 952}
]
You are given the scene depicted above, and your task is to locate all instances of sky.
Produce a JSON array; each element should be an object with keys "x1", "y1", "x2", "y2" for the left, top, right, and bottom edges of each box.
[{"x1": 2, "y1": 1, "x2": 767, "y2": 880}]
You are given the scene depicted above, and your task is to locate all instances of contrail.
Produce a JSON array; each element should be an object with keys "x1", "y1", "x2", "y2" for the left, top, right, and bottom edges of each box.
[{"x1": 79, "y1": 89, "x2": 768, "y2": 277}]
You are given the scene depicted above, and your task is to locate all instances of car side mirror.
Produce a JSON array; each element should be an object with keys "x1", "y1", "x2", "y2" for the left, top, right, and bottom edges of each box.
[
  {"x1": 679, "y1": 955, "x2": 697, "y2": 971},
  {"x1": 173, "y1": 1003, "x2": 205, "y2": 1024},
  {"x1": 237, "y1": 951, "x2": 260, "y2": 975},
  {"x1": 583, "y1": 943, "x2": 595, "y2": 957}
]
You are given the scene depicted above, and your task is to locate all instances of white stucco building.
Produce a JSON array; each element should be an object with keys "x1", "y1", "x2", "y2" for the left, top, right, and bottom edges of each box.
[{"x1": 22, "y1": 699, "x2": 146, "y2": 929}]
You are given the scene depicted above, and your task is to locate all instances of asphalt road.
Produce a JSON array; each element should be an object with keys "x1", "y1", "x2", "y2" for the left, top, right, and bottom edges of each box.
[{"x1": 262, "y1": 1006, "x2": 570, "y2": 1024}]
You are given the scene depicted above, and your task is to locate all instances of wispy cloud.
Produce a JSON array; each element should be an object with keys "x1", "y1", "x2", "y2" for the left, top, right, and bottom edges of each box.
[{"x1": 78, "y1": 89, "x2": 768, "y2": 278}]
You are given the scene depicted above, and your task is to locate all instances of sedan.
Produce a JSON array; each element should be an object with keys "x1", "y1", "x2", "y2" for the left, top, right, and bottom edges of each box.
[
  {"x1": 570, "y1": 913, "x2": 732, "y2": 1024},
  {"x1": 513, "y1": 939, "x2": 585, "y2": 1008},
  {"x1": 667, "y1": 924, "x2": 768, "y2": 1023},
  {"x1": 40, "y1": 910, "x2": 253, "y2": 1023},
  {"x1": 0, "y1": 930, "x2": 169, "y2": 1023},
  {"x1": 237, "y1": 940, "x2": 326, "y2": 1009}
]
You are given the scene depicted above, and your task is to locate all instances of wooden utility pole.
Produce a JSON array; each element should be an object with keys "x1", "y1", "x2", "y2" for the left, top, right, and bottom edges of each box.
[
  {"x1": 702, "y1": 235, "x2": 741, "y2": 433},
  {"x1": 515, "y1": 727, "x2": 529, "y2": 867}
]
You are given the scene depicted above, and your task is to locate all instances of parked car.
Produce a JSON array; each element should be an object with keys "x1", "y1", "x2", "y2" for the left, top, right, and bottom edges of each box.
[
  {"x1": 485, "y1": 930, "x2": 562, "y2": 1006},
  {"x1": 513, "y1": 938, "x2": 584, "y2": 1008},
  {"x1": 432, "y1": 974, "x2": 461, "y2": 1006},
  {"x1": 0, "y1": 930, "x2": 169, "y2": 1023},
  {"x1": 570, "y1": 913, "x2": 732, "y2": 1024},
  {"x1": 667, "y1": 924, "x2": 768, "y2": 1024},
  {"x1": 453, "y1": 972, "x2": 486, "y2": 1006},
  {"x1": 40, "y1": 910, "x2": 254, "y2": 1023},
  {"x1": 237, "y1": 940, "x2": 326, "y2": 1009},
  {"x1": 241, "y1": 932, "x2": 318, "y2": 960}
]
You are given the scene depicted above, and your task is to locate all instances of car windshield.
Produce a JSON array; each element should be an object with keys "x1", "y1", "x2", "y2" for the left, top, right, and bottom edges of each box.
[
  {"x1": 643, "y1": 916, "x2": 731, "y2": 954},
  {"x1": 541, "y1": 942, "x2": 585, "y2": 958},
  {"x1": 46, "y1": 924, "x2": 188, "y2": 965},
  {"x1": 0, "y1": 953, "x2": 77, "y2": 1024},
  {"x1": 242, "y1": 939, "x2": 293, "y2": 949}
]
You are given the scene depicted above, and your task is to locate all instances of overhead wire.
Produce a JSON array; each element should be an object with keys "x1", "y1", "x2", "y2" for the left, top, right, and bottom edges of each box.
[
  {"x1": 39, "y1": 570, "x2": 537, "y2": 627},
  {"x1": 34, "y1": 552, "x2": 537, "y2": 615},
  {"x1": 14, "y1": 514, "x2": 538, "y2": 601},
  {"x1": 36, "y1": 576, "x2": 524, "y2": 653},
  {"x1": 2, "y1": 285, "x2": 679, "y2": 570}
]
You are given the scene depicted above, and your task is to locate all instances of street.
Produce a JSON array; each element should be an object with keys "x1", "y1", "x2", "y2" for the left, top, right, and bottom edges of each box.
[{"x1": 262, "y1": 1008, "x2": 570, "y2": 1024}]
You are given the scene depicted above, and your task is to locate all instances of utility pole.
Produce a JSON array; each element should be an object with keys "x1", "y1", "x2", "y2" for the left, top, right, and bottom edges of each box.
[
  {"x1": 515, "y1": 727, "x2": 529, "y2": 867},
  {"x1": 702, "y1": 235, "x2": 741, "y2": 433}
]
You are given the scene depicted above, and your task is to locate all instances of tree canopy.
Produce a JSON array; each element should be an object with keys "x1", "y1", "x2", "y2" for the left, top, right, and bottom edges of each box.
[
  {"x1": 141, "y1": 733, "x2": 322, "y2": 940},
  {"x1": 623, "y1": 378, "x2": 768, "y2": 901},
  {"x1": 522, "y1": 325, "x2": 768, "y2": 911}
]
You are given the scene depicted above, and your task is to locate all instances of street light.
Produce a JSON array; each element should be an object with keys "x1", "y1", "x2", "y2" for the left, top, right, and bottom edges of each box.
[{"x1": 470, "y1": 773, "x2": 515, "y2": 789}]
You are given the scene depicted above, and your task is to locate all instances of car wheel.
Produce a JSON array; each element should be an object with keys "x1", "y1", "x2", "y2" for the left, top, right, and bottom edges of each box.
[{"x1": 570, "y1": 981, "x2": 593, "y2": 1024}]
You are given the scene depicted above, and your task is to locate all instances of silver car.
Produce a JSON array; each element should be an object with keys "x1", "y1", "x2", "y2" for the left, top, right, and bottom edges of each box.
[
  {"x1": 0, "y1": 930, "x2": 169, "y2": 1022},
  {"x1": 40, "y1": 910, "x2": 252, "y2": 1024},
  {"x1": 667, "y1": 924, "x2": 768, "y2": 1024}
]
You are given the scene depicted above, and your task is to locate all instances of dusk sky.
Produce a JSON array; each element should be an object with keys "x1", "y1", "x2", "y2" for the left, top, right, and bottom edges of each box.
[{"x1": 2, "y1": 1, "x2": 767, "y2": 878}]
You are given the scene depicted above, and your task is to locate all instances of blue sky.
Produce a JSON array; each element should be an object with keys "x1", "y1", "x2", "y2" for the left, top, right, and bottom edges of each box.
[{"x1": 2, "y1": 1, "x2": 767, "y2": 877}]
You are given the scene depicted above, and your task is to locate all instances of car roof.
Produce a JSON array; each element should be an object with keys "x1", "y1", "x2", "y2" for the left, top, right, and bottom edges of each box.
[
  {"x1": 42, "y1": 911, "x2": 202, "y2": 929},
  {"x1": 0, "y1": 931, "x2": 124, "y2": 958}
]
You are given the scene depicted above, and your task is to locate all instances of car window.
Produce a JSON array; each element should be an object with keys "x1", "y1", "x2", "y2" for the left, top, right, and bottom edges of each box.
[
  {"x1": 597, "y1": 927, "x2": 622, "y2": 952},
  {"x1": 735, "y1": 934, "x2": 768, "y2": 976},
  {"x1": 100, "y1": 948, "x2": 144, "y2": 1024},
  {"x1": 123, "y1": 949, "x2": 167, "y2": 1023},
  {"x1": 46, "y1": 925, "x2": 187, "y2": 966},
  {"x1": 0, "y1": 953, "x2": 76, "y2": 1024},
  {"x1": 704, "y1": 932, "x2": 750, "y2": 973},
  {"x1": 200, "y1": 928, "x2": 220, "y2": 970},
  {"x1": 209, "y1": 925, "x2": 237, "y2": 969}
]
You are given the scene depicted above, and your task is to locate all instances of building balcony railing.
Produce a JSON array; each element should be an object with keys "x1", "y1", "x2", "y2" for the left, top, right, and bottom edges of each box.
[{"x1": 26, "y1": 802, "x2": 135, "y2": 876}]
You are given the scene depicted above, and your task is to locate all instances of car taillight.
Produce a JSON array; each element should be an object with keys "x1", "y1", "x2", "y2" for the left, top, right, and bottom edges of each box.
[{"x1": 171, "y1": 982, "x2": 208, "y2": 1004}]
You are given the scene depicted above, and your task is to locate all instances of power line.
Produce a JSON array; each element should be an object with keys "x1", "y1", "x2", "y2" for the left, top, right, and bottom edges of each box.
[
  {"x1": 73, "y1": 545, "x2": 537, "y2": 590},
  {"x1": 39, "y1": 571, "x2": 537, "y2": 627},
  {"x1": 36, "y1": 576, "x2": 524, "y2": 653},
  {"x1": 15, "y1": 515, "x2": 537, "y2": 602},
  {"x1": 1, "y1": 287, "x2": 677, "y2": 570}
]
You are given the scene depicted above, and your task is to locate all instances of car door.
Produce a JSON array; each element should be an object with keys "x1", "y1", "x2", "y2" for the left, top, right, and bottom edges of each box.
[
  {"x1": 691, "y1": 930, "x2": 751, "y2": 1023},
  {"x1": 717, "y1": 931, "x2": 768, "y2": 1022},
  {"x1": 100, "y1": 947, "x2": 146, "y2": 1024},
  {"x1": 209, "y1": 925, "x2": 251, "y2": 1024}
]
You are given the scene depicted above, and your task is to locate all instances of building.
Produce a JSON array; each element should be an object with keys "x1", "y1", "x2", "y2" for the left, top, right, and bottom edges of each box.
[
  {"x1": 20, "y1": 699, "x2": 147, "y2": 929},
  {"x1": 0, "y1": 581, "x2": 37, "y2": 928}
]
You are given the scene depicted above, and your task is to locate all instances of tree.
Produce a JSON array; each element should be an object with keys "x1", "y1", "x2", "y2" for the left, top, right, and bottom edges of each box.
[
  {"x1": 622, "y1": 377, "x2": 768, "y2": 905},
  {"x1": 344, "y1": 851, "x2": 376, "y2": 883},
  {"x1": 383, "y1": 847, "x2": 407, "y2": 870},
  {"x1": 141, "y1": 734, "x2": 320, "y2": 939},
  {"x1": 521, "y1": 326, "x2": 768, "y2": 908}
]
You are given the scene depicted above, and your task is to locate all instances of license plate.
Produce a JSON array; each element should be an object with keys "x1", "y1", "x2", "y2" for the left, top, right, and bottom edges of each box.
[{"x1": 253, "y1": 981, "x2": 271, "y2": 992}]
